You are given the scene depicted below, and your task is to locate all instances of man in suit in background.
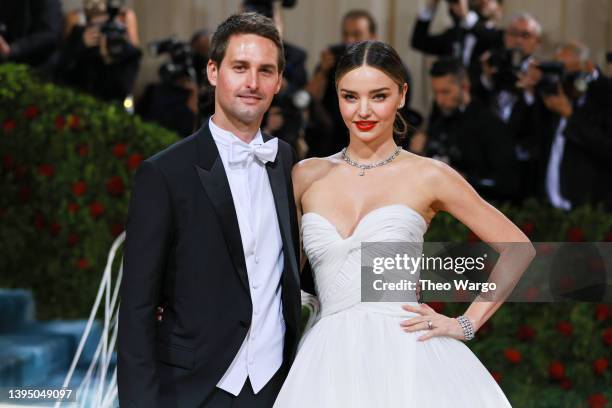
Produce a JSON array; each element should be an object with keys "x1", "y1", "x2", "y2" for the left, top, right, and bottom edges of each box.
[
  {"x1": 537, "y1": 41, "x2": 612, "y2": 211},
  {"x1": 118, "y1": 12, "x2": 301, "y2": 408},
  {"x1": 425, "y1": 57, "x2": 519, "y2": 201}
]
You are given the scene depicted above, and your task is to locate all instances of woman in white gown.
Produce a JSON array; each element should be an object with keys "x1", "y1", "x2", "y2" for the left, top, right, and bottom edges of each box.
[{"x1": 273, "y1": 40, "x2": 535, "y2": 408}]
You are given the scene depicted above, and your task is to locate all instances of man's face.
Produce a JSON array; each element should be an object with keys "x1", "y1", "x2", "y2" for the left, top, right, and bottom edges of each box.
[
  {"x1": 431, "y1": 75, "x2": 464, "y2": 116},
  {"x1": 207, "y1": 34, "x2": 282, "y2": 127},
  {"x1": 504, "y1": 18, "x2": 539, "y2": 56},
  {"x1": 342, "y1": 17, "x2": 374, "y2": 45},
  {"x1": 555, "y1": 48, "x2": 585, "y2": 73}
]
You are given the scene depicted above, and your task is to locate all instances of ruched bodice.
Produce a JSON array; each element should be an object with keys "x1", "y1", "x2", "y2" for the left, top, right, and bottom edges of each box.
[{"x1": 301, "y1": 204, "x2": 427, "y2": 317}]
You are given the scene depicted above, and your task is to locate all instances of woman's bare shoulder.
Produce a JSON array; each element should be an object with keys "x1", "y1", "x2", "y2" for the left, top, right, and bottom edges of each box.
[{"x1": 292, "y1": 154, "x2": 342, "y2": 187}]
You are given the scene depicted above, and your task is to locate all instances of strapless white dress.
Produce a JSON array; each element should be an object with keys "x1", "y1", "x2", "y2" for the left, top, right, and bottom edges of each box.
[{"x1": 273, "y1": 205, "x2": 512, "y2": 407}]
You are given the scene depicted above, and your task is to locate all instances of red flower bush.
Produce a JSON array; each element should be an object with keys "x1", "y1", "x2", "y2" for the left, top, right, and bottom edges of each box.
[
  {"x1": 106, "y1": 176, "x2": 125, "y2": 197},
  {"x1": 566, "y1": 227, "x2": 585, "y2": 242},
  {"x1": 548, "y1": 361, "x2": 565, "y2": 380},
  {"x1": 556, "y1": 321, "x2": 573, "y2": 337},
  {"x1": 602, "y1": 328, "x2": 612, "y2": 346},
  {"x1": 517, "y1": 325, "x2": 536, "y2": 341},
  {"x1": 77, "y1": 144, "x2": 88, "y2": 157},
  {"x1": 112, "y1": 143, "x2": 127, "y2": 158},
  {"x1": 588, "y1": 394, "x2": 608, "y2": 408},
  {"x1": 127, "y1": 153, "x2": 142, "y2": 171},
  {"x1": 595, "y1": 304, "x2": 610, "y2": 321},
  {"x1": 504, "y1": 348, "x2": 521, "y2": 364},
  {"x1": 593, "y1": 358, "x2": 608, "y2": 375},
  {"x1": 24, "y1": 105, "x2": 39, "y2": 119},
  {"x1": 72, "y1": 181, "x2": 87, "y2": 197},
  {"x1": 37, "y1": 164, "x2": 54, "y2": 178},
  {"x1": 3, "y1": 118, "x2": 17, "y2": 132},
  {"x1": 76, "y1": 258, "x2": 89, "y2": 269},
  {"x1": 89, "y1": 202, "x2": 105, "y2": 219},
  {"x1": 55, "y1": 115, "x2": 65, "y2": 130}
]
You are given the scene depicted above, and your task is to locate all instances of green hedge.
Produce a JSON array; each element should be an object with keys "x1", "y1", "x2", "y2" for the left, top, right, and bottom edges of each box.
[
  {"x1": 0, "y1": 64, "x2": 180, "y2": 319},
  {"x1": 1, "y1": 64, "x2": 611, "y2": 406}
]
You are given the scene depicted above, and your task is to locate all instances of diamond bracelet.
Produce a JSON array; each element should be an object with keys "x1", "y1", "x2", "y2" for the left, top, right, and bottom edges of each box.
[{"x1": 456, "y1": 315, "x2": 475, "y2": 341}]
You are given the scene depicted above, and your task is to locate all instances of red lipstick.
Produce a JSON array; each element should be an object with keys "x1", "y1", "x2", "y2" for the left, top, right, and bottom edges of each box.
[{"x1": 355, "y1": 121, "x2": 377, "y2": 131}]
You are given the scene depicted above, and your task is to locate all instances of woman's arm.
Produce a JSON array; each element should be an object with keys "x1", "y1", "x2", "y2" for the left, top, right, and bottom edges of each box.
[{"x1": 402, "y1": 160, "x2": 536, "y2": 340}]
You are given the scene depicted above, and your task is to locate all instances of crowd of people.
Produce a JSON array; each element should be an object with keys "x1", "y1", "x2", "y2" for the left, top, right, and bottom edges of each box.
[{"x1": 1, "y1": 0, "x2": 610, "y2": 210}]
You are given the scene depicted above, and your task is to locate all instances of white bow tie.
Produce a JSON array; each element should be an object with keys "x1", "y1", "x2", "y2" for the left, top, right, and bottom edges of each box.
[{"x1": 228, "y1": 138, "x2": 278, "y2": 166}]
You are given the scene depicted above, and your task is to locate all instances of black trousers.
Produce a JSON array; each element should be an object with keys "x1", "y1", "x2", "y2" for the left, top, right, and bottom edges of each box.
[{"x1": 202, "y1": 365, "x2": 288, "y2": 408}]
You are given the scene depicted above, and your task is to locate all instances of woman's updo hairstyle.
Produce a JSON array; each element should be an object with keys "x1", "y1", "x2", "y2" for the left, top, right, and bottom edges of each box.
[{"x1": 334, "y1": 40, "x2": 410, "y2": 142}]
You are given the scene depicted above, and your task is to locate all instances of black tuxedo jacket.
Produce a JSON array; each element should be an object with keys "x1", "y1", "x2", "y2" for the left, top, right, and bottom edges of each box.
[{"x1": 117, "y1": 121, "x2": 301, "y2": 407}]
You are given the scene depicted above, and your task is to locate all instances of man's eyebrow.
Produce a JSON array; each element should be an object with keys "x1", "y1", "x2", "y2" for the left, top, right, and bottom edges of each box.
[{"x1": 228, "y1": 60, "x2": 277, "y2": 70}]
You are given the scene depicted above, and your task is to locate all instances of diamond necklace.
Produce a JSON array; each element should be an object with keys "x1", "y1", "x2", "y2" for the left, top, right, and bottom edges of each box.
[{"x1": 341, "y1": 146, "x2": 402, "y2": 176}]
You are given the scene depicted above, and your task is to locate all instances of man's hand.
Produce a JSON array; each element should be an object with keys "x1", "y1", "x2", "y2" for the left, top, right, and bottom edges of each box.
[
  {"x1": 480, "y1": 51, "x2": 497, "y2": 83},
  {"x1": 516, "y1": 60, "x2": 542, "y2": 94},
  {"x1": 543, "y1": 86, "x2": 573, "y2": 118},
  {"x1": 83, "y1": 25, "x2": 102, "y2": 48},
  {"x1": 0, "y1": 35, "x2": 11, "y2": 57}
]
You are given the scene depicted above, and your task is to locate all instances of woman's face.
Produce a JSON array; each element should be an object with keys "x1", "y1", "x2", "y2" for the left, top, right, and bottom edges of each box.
[{"x1": 337, "y1": 65, "x2": 407, "y2": 144}]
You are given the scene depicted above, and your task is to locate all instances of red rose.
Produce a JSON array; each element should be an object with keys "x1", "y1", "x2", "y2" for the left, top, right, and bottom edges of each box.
[
  {"x1": 3, "y1": 118, "x2": 17, "y2": 132},
  {"x1": 106, "y1": 176, "x2": 125, "y2": 197},
  {"x1": 18, "y1": 186, "x2": 31, "y2": 203},
  {"x1": 520, "y1": 222, "x2": 534, "y2": 237},
  {"x1": 593, "y1": 358, "x2": 608, "y2": 375},
  {"x1": 68, "y1": 114, "x2": 81, "y2": 130},
  {"x1": 491, "y1": 371, "x2": 502, "y2": 384},
  {"x1": 77, "y1": 144, "x2": 88, "y2": 157},
  {"x1": 567, "y1": 227, "x2": 584, "y2": 242},
  {"x1": 110, "y1": 222, "x2": 124, "y2": 237},
  {"x1": 127, "y1": 153, "x2": 142, "y2": 171},
  {"x1": 467, "y1": 230, "x2": 481, "y2": 242},
  {"x1": 49, "y1": 222, "x2": 61, "y2": 237},
  {"x1": 504, "y1": 348, "x2": 521, "y2": 364},
  {"x1": 525, "y1": 287, "x2": 539, "y2": 302},
  {"x1": 604, "y1": 232, "x2": 612, "y2": 242},
  {"x1": 37, "y1": 164, "x2": 54, "y2": 178},
  {"x1": 76, "y1": 258, "x2": 89, "y2": 270},
  {"x1": 55, "y1": 115, "x2": 66, "y2": 130},
  {"x1": 602, "y1": 328, "x2": 612, "y2": 346},
  {"x1": 89, "y1": 202, "x2": 105, "y2": 219},
  {"x1": 549, "y1": 361, "x2": 565, "y2": 380},
  {"x1": 556, "y1": 321, "x2": 573, "y2": 337},
  {"x1": 517, "y1": 325, "x2": 536, "y2": 341},
  {"x1": 595, "y1": 304, "x2": 610, "y2": 321},
  {"x1": 559, "y1": 378, "x2": 572, "y2": 390},
  {"x1": 112, "y1": 143, "x2": 127, "y2": 158},
  {"x1": 72, "y1": 181, "x2": 87, "y2": 197},
  {"x1": 24, "y1": 105, "x2": 39, "y2": 120},
  {"x1": 538, "y1": 243, "x2": 554, "y2": 255},
  {"x1": 2, "y1": 155, "x2": 15, "y2": 170},
  {"x1": 428, "y1": 302, "x2": 445, "y2": 313},
  {"x1": 33, "y1": 213, "x2": 46, "y2": 230},
  {"x1": 588, "y1": 394, "x2": 608, "y2": 408},
  {"x1": 68, "y1": 233, "x2": 80, "y2": 247},
  {"x1": 68, "y1": 202, "x2": 80, "y2": 214}
]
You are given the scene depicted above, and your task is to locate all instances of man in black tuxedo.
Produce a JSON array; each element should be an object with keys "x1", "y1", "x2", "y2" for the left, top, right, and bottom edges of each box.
[
  {"x1": 118, "y1": 12, "x2": 301, "y2": 408},
  {"x1": 425, "y1": 57, "x2": 519, "y2": 201},
  {"x1": 536, "y1": 41, "x2": 612, "y2": 211}
]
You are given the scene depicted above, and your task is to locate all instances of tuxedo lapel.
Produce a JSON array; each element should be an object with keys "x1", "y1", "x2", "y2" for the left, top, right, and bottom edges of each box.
[
  {"x1": 195, "y1": 123, "x2": 250, "y2": 293},
  {"x1": 263, "y1": 133, "x2": 299, "y2": 286}
]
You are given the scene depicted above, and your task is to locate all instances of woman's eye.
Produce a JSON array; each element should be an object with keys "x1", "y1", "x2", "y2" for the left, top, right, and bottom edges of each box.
[{"x1": 373, "y1": 94, "x2": 387, "y2": 101}]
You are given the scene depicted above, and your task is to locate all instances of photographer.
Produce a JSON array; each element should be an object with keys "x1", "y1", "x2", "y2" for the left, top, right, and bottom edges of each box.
[
  {"x1": 0, "y1": 0, "x2": 63, "y2": 66},
  {"x1": 411, "y1": 0, "x2": 503, "y2": 84},
  {"x1": 474, "y1": 12, "x2": 542, "y2": 202},
  {"x1": 305, "y1": 9, "x2": 412, "y2": 156},
  {"x1": 51, "y1": 0, "x2": 141, "y2": 102},
  {"x1": 536, "y1": 42, "x2": 612, "y2": 211},
  {"x1": 137, "y1": 36, "x2": 201, "y2": 137},
  {"x1": 425, "y1": 57, "x2": 518, "y2": 201}
]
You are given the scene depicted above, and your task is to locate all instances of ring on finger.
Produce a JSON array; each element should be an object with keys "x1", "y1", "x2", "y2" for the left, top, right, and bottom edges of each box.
[{"x1": 427, "y1": 320, "x2": 433, "y2": 330}]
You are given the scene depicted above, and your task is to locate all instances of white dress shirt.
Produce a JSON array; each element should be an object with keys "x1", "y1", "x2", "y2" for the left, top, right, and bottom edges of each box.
[{"x1": 209, "y1": 117, "x2": 285, "y2": 395}]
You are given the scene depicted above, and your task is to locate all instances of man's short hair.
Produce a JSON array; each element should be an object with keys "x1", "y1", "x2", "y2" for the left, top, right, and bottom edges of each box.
[
  {"x1": 557, "y1": 40, "x2": 591, "y2": 62},
  {"x1": 342, "y1": 9, "x2": 377, "y2": 35},
  {"x1": 430, "y1": 57, "x2": 468, "y2": 83},
  {"x1": 209, "y1": 12, "x2": 285, "y2": 72},
  {"x1": 508, "y1": 12, "x2": 542, "y2": 37}
]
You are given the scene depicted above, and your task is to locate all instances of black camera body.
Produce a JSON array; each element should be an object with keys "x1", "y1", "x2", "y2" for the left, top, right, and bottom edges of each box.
[
  {"x1": 535, "y1": 61, "x2": 565, "y2": 96},
  {"x1": 97, "y1": 0, "x2": 128, "y2": 57},
  {"x1": 149, "y1": 37, "x2": 195, "y2": 84},
  {"x1": 488, "y1": 48, "x2": 524, "y2": 91},
  {"x1": 242, "y1": 0, "x2": 297, "y2": 18}
]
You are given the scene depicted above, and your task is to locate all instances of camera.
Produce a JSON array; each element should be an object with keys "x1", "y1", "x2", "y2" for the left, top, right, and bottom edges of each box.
[
  {"x1": 487, "y1": 48, "x2": 524, "y2": 91},
  {"x1": 149, "y1": 37, "x2": 196, "y2": 84},
  {"x1": 242, "y1": 0, "x2": 297, "y2": 18},
  {"x1": 99, "y1": 0, "x2": 128, "y2": 57},
  {"x1": 535, "y1": 61, "x2": 564, "y2": 96}
]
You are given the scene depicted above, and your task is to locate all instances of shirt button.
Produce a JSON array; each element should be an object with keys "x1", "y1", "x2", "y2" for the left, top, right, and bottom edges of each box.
[{"x1": 254, "y1": 256, "x2": 260, "y2": 263}]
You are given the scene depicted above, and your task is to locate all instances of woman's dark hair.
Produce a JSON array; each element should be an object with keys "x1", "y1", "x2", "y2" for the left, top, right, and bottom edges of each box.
[{"x1": 334, "y1": 40, "x2": 410, "y2": 141}]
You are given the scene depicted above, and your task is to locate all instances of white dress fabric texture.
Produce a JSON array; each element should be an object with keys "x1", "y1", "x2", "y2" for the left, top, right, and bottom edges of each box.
[{"x1": 273, "y1": 205, "x2": 512, "y2": 408}]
